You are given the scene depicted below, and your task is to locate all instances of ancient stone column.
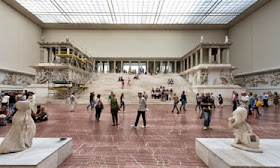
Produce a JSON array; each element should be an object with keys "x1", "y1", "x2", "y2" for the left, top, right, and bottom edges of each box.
[
  {"x1": 129, "y1": 61, "x2": 132, "y2": 72},
  {"x1": 187, "y1": 57, "x2": 189, "y2": 69},
  {"x1": 174, "y1": 61, "x2": 177, "y2": 73},
  {"x1": 114, "y1": 60, "x2": 116, "y2": 73},
  {"x1": 160, "y1": 61, "x2": 162, "y2": 73},
  {"x1": 217, "y1": 48, "x2": 221, "y2": 64},
  {"x1": 153, "y1": 61, "x2": 156, "y2": 72},
  {"x1": 226, "y1": 49, "x2": 230, "y2": 64},
  {"x1": 167, "y1": 61, "x2": 170, "y2": 73},
  {"x1": 121, "y1": 60, "x2": 123, "y2": 72},
  {"x1": 147, "y1": 60, "x2": 149, "y2": 73},
  {"x1": 208, "y1": 48, "x2": 212, "y2": 64},
  {"x1": 190, "y1": 55, "x2": 193, "y2": 68},
  {"x1": 195, "y1": 51, "x2": 198, "y2": 66},
  {"x1": 200, "y1": 48, "x2": 203, "y2": 64},
  {"x1": 93, "y1": 60, "x2": 96, "y2": 72},
  {"x1": 107, "y1": 61, "x2": 110, "y2": 73}
]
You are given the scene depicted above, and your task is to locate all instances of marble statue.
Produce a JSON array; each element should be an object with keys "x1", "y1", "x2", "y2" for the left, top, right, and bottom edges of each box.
[
  {"x1": 228, "y1": 107, "x2": 262, "y2": 152},
  {"x1": 0, "y1": 101, "x2": 36, "y2": 154}
]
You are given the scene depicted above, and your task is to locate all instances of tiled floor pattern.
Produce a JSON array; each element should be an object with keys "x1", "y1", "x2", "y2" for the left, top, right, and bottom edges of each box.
[{"x1": 1, "y1": 104, "x2": 279, "y2": 167}]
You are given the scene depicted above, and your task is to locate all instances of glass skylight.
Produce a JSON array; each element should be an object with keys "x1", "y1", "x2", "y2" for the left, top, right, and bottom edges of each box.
[{"x1": 15, "y1": 0, "x2": 258, "y2": 24}]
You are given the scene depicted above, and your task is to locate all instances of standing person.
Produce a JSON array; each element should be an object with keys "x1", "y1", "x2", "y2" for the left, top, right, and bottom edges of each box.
[
  {"x1": 87, "y1": 92, "x2": 95, "y2": 110},
  {"x1": 95, "y1": 94, "x2": 104, "y2": 121},
  {"x1": 120, "y1": 93, "x2": 125, "y2": 112},
  {"x1": 199, "y1": 93, "x2": 205, "y2": 119},
  {"x1": 210, "y1": 93, "x2": 216, "y2": 108},
  {"x1": 143, "y1": 91, "x2": 148, "y2": 102},
  {"x1": 1, "y1": 93, "x2": 10, "y2": 108},
  {"x1": 69, "y1": 93, "x2": 75, "y2": 112},
  {"x1": 171, "y1": 93, "x2": 179, "y2": 114},
  {"x1": 248, "y1": 92, "x2": 253, "y2": 115},
  {"x1": 8, "y1": 92, "x2": 16, "y2": 112},
  {"x1": 128, "y1": 77, "x2": 131, "y2": 87},
  {"x1": 108, "y1": 91, "x2": 113, "y2": 102},
  {"x1": 195, "y1": 93, "x2": 201, "y2": 110},
  {"x1": 232, "y1": 91, "x2": 238, "y2": 111},
  {"x1": 218, "y1": 94, "x2": 223, "y2": 108},
  {"x1": 251, "y1": 93, "x2": 259, "y2": 118},
  {"x1": 110, "y1": 94, "x2": 120, "y2": 126},
  {"x1": 273, "y1": 92, "x2": 279, "y2": 108},
  {"x1": 132, "y1": 92, "x2": 147, "y2": 128},
  {"x1": 262, "y1": 92, "x2": 269, "y2": 108},
  {"x1": 121, "y1": 80, "x2": 125, "y2": 89},
  {"x1": 201, "y1": 93, "x2": 213, "y2": 130},
  {"x1": 24, "y1": 90, "x2": 29, "y2": 100},
  {"x1": 169, "y1": 88, "x2": 173, "y2": 101},
  {"x1": 240, "y1": 92, "x2": 249, "y2": 108},
  {"x1": 180, "y1": 91, "x2": 187, "y2": 111}
]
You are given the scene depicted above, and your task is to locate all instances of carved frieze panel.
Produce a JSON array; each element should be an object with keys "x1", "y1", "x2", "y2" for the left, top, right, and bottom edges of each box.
[{"x1": 0, "y1": 71, "x2": 34, "y2": 86}]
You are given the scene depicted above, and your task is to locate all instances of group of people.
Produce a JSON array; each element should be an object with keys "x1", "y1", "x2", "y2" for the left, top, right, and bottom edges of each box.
[
  {"x1": 0, "y1": 90, "x2": 48, "y2": 126},
  {"x1": 167, "y1": 78, "x2": 174, "y2": 85},
  {"x1": 151, "y1": 86, "x2": 174, "y2": 102},
  {"x1": 83, "y1": 91, "x2": 147, "y2": 128}
]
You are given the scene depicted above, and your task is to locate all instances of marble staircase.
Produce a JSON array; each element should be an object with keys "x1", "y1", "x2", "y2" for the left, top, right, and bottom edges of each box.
[{"x1": 76, "y1": 73, "x2": 196, "y2": 104}]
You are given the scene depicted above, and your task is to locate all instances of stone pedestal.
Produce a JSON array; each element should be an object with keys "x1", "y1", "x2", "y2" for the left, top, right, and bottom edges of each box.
[
  {"x1": 0, "y1": 138, "x2": 72, "y2": 168},
  {"x1": 181, "y1": 64, "x2": 245, "y2": 104},
  {"x1": 196, "y1": 138, "x2": 280, "y2": 168}
]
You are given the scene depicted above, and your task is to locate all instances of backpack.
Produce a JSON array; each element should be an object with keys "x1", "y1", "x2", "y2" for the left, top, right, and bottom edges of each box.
[{"x1": 111, "y1": 98, "x2": 118, "y2": 110}]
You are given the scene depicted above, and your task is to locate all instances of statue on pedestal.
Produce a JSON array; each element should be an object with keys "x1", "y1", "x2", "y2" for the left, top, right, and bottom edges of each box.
[
  {"x1": 228, "y1": 107, "x2": 262, "y2": 152},
  {"x1": 0, "y1": 101, "x2": 36, "y2": 154}
]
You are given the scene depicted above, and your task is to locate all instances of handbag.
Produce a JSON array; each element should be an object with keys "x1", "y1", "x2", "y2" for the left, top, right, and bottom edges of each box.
[{"x1": 256, "y1": 101, "x2": 263, "y2": 107}]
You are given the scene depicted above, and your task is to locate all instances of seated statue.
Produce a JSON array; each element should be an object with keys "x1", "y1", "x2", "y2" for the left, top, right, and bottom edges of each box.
[
  {"x1": 228, "y1": 107, "x2": 262, "y2": 152},
  {"x1": 0, "y1": 101, "x2": 36, "y2": 154}
]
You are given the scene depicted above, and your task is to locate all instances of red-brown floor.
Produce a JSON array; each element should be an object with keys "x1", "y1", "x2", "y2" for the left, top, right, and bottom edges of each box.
[{"x1": 1, "y1": 104, "x2": 280, "y2": 167}]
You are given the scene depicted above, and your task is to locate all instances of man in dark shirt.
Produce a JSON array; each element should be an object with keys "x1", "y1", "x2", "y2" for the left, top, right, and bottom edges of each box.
[
  {"x1": 200, "y1": 92, "x2": 213, "y2": 130},
  {"x1": 87, "y1": 92, "x2": 94, "y2": 110},
  {"x1": 180, "y1": 91, "x2": 187, "y2": 111}
]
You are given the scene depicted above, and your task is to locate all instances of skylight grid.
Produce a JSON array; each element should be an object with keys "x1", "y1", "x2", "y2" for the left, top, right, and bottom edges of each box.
[{"x1": 15, "y1": 0, "x2": 259, "y2": 24}]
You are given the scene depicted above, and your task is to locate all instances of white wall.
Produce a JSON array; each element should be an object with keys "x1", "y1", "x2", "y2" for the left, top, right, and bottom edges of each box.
[
  {"x1": 229, "y1": 0, "x2": 280, "y2": 74},
  {"x1": 0, "y1": 1, "x2": 42, "y2": 74},
  {"x1": 43, "y1": 29, "x2": 226, "y2": 58}
]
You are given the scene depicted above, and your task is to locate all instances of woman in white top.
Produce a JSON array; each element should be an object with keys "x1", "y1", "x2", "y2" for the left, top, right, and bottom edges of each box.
[{"x1": 1, "y1": 93, "x2": 10, "y2": 107}]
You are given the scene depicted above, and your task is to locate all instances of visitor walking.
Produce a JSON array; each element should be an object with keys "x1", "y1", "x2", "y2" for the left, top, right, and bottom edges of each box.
[
  {"x1": 70, "y1": 93, "x2": 75, "y2": 112},
  {"x1": 273, "y1": 92, "x2": 279, "y2": 108},
  {"x1": 95, "y1": 94, "x2": 104, "y2": 121},
  {"x1": 87, "y1": 92, "x2": 95, "y2": 110},
  {"x1": 218, "y1": 94, "x2": 223, "y2": 108},
  {"x1": 132, "y1": 92, "x2": 147, "y2": 128},
  {"x1": 120, "y1": 93, "x2": 125, "y2": 112},
  {"x1": 110, "y1": 94, "x2": 120, "y2": 126},
  {"x1": 201, "y1": 93, "x2": 213, "y2": 130},
  {"x1": 171, "y1": 93, "x2": 179, "y2": 114},
  {"x1": 180, "y1": 91, "x2": 187, "y2": 111}
]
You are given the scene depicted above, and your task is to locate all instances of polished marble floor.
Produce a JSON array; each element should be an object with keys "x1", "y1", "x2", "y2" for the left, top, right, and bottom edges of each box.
[{"x1": 1, "y1": 104, "x2": 279, "y2": 167}]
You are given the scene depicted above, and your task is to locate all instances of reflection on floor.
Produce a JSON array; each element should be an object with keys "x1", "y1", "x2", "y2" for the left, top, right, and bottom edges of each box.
[{"x1": 1, "y1": 104, "x2": 279, "y2": 167}]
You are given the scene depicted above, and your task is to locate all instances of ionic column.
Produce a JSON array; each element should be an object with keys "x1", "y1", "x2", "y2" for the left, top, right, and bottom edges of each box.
[
  {"x1": 174, "y1": 61, "x2": 177, "y2": 73},
  {"x1": 93, "y1": 60, "x2": 96, "y2": 72},
  {"x1": 167, "y1": 61, "x2": 170, "y2": 73},
  {"x1": 100, "y1": 61, "x2": 103, "y2": 72},
  {"x1": 200, "y1": 48, "x2": 203, "y2": 64},
  {"x1": 190, "y1": 55, "x2": 193, "y2": 68},
  {"x1": 217, "y1": 48, "x2": 221, "y2": 64},
  {"x1": 147, "y1": 60, "x2": 149, "y2": 73},
  {"x1": 226, "y1": 49, "x2": 230, "y2": 64},
  {"x1": 129, "y1": 61, "x2": 132, "y2": 72},
  {"x1": 138, "y1": 61, "x2": 140, "y2": 72},
  {"x1": 180, "y1": 60, "x2": 183, "y2": 72},
  {"x1": 195, "y1": 51, "x2": 198, "y2": 66},
  {"x1": 187, "y1": 57, "x2": 189, "y2": 69},
  {"x1": 153, "y1": 61, "x2": 156, "y2": 72},
  {"x1": 121, "y1": 60, "x2": 123, "y2": 72},
  {"x1": 183, "y1": 59, "x2": 186, "y2": 71},
  {"x1": 208, "y1": 48, "x2": 212, "y2": 64},
  {"x1": 107, "y1": 61, "x2": 109, "y2": 72},
  {"x1": 67, "y1": 47, "x2": 70, "y2": 54},
  {"x1": 114, "y1": 60, "x2": 116, "y2": 73},
  {"x1": 160, "y1": 61, "x2": 162, "y2": 73}
]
